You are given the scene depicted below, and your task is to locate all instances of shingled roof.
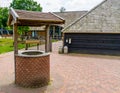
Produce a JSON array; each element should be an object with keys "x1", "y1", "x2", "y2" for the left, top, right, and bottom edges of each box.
[
  {"x1": 8, "y1": 8, "x2": 65, "y2": 26},
  {"x1": 62, "y1": 0, "x2": 108, "y2": 33},
  {"x1": 54, "y1": 11, "x2": 87, "y2": 27}
]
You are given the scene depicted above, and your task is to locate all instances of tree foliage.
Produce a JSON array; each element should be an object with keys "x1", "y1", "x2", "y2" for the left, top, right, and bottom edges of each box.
[
  {"x1": 60, "y1": 7, "x2": 66, "y2": 12},
  {"x1": 0, "y1": 0, "x2": 43, "y2": 34},
  {"x1": 0, "y1": 7, "x2": 8, "y2": 28},
  {"x1": 10, "y1": 0, "x2": 42, "y2": 11}
]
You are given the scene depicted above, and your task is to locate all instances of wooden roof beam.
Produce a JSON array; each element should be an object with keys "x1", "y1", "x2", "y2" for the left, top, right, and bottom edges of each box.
[
  {"x1": 10, "y1": 7, "x2": 19, "y2": 24},
  {"x1": 7, "y1": 14, "x2": 12, "y2": 26},
  {"x1": 50, "y1": 12, "x2": 65, "y2": 23}
]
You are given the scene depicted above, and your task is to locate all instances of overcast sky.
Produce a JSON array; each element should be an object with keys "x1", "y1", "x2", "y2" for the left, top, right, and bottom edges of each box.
[{"x1": 0, "y1": 0, "x2": 103, "y2": 12}]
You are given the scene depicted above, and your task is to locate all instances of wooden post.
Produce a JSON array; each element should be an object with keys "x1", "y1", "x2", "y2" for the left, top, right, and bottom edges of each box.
[
  {"x1": 58, "y1": 26, "x2": 61, "y2": 40},
  {"x1": 13, "y1": 23, "x2": 18, "y2": 54},
  {"x1": 45, "y1": 25, "x2": 50, "y2": 52},
  {"x1": 62, "y1": 33, "x2": 65, "y2": 46},
  {"x1": 50, "y1": 36, "x2": 52, "y2": 52},
  {"x1": 53, "y1": 26, "x2": 55, "y2": 39},
  {"x1": 25, "y1": 44, "x2": 28, "y2": 50},
  {"x1": 37, "y1": 43, "x2": 39, "y2": 50},
  {"x1": 13, "y1": 23, "x2": 18, "y2": 84}
]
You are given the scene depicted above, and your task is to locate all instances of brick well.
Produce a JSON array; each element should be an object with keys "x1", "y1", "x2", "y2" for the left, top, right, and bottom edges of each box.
[{"x1": 15, "y1": 52, "x2": 50, "y2": 87}]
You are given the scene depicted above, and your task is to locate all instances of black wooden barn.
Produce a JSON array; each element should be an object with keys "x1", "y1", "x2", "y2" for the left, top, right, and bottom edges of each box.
[
  {"x1": 62, "y1": 0, "x2": 120, "y2": 55},
  {"x1": 64, "y1": 33, "x2": 120, "y2": 55}
]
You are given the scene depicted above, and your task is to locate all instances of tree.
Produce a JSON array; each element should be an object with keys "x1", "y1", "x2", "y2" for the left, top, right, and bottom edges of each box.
[
  {"x1": 60, "y1": 7, "x2": 66, "y2": 12},
  {"x1": 0, "y1": 7, "x2": 8, "y2": 28},
  {"x1": 10, "y1": 0, "x2": 42, "y2": 11}
]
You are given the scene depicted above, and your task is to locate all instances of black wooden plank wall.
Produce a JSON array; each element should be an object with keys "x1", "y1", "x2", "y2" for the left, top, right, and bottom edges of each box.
[{"x1": 64, "y1": 33, "x2": 120, "y2": 55}]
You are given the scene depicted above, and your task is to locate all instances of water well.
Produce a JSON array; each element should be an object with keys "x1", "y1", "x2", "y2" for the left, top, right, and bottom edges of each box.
[{"x1": 15, "y1": 50, "x2": 50, "y2": 87}]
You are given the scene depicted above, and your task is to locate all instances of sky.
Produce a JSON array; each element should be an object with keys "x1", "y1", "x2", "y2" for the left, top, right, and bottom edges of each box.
[{"x1": 0, "y1": 0, "x2": 103, "y2": 12}]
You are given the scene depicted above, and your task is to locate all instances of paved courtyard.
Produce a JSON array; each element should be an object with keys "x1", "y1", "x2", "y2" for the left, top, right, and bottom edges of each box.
[{"x1": 0, "y1": 41, "x2": 120, "y2": 93}]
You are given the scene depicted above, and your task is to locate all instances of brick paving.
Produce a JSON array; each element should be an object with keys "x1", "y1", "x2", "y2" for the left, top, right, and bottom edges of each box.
[{"x1": 0, "y1": 41, "x2": 120, "y2": 93}]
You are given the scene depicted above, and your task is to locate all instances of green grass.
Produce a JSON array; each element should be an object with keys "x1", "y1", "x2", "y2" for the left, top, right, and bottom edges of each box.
[
  {"x1": 0, "y1": 38, "x2": 59, "y2": 54},
  {"x1": 52, "y1": 39, "x2": 58, "y2": 42},
  {"x1": 0, "y1": 38, "x2": 25, "y2": 54}
]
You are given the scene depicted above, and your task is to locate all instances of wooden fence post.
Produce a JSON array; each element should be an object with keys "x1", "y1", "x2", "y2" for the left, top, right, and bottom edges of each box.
[
  {"x1": 45, "y1": 25, "x2": 50, "y2": 52},
  {"x1": 13, "y1": 23, "x2": 18, "y2": 55}
]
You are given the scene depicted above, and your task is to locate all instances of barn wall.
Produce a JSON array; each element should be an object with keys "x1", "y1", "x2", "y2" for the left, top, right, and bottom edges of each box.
[{"x1": 64, "y1": 33, "x2": 120, "y2": 55}]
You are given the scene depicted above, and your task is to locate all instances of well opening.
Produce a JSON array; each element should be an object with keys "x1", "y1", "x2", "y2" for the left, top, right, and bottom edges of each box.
[{"x1": 22, "y1": 51, "x2": 43, "y2": 55}]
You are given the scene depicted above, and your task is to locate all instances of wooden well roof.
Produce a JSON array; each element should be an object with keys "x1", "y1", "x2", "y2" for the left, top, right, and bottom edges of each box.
[{"x1": 8, "y1": 8, "x2": 65, "y2": 26}]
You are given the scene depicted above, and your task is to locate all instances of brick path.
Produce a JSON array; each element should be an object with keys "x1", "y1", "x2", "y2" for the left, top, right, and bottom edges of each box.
[{"x1": 0, "y1": 41, "x2": 120, "y2": 93}]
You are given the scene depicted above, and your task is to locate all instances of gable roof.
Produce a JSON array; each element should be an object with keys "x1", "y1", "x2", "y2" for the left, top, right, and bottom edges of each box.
[
  {"x1": 62, "y1": 0, "x2": 108, "y2": 33},
  {"x1": 7, "y1": 8, "x2": 65, "y2": 26},
  {"x1": 54, "y1": 11, "x2": 87, "y2": 27}
]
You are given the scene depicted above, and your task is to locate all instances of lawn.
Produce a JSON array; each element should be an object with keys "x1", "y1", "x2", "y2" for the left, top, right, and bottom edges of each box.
[
  {"x1": 0, "y1": 38, "x2": 25, "y2": 54},
  {"x1": 0, "y1": 38, "x2": 58, "y2": 54}
]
